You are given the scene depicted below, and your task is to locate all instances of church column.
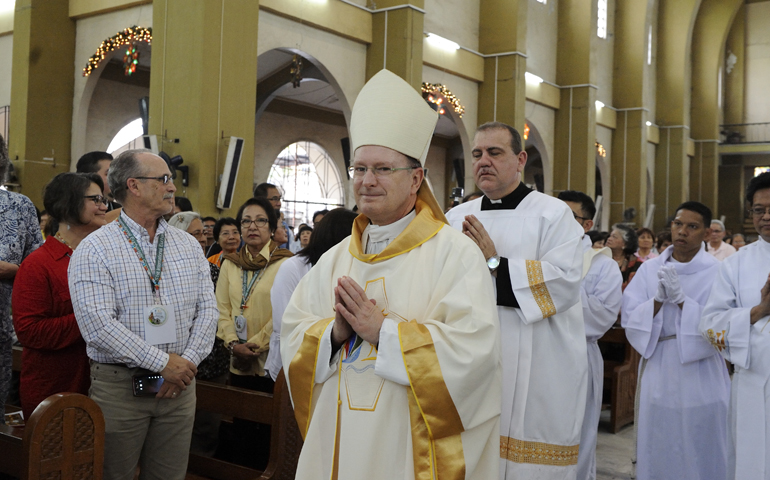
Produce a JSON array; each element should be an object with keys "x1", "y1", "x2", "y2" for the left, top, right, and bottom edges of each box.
[
  {"x1": 8, "y1": 0, "x2": 74, "y2": 207},
  {"x1": 365, "y1": 0, "x2": 424, "y2": 91},
  {"x1": 553, "y1": 0, "x2": 596, "y2": 196},
  {"x1": 690, "y1": 0, "x2": 743, "y2": 216},
  {"x1": 477, "y1": 0, "x2": 527, "y2": 131},
  {"x1": 148, "y1": 0, "x2": 259, "y2": 217},
  {"x1": 610, "y1": 0, "x2": 653, "y2": 226},
  {"x1": 652, "y1": 0, "x2": 701, "y2": 229}
]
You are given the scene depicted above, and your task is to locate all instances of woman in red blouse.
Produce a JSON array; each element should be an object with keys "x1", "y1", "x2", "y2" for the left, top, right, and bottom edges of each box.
[{"x1": 12, "y1": 172, "x2": 108, "y2": 418}]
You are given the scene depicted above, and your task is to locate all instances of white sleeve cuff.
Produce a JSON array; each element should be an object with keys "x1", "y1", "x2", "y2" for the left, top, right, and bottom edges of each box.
[
  {"x1": 315, "y1": 320, "x2": 340, "y2": 384},
  {"x1": 374, "y1": 318, "x2": 410, "y2": 386}
]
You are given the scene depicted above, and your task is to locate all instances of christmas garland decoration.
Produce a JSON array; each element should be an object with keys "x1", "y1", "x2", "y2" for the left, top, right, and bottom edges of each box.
[
  {"x1": 83, "y1": 26, "x2": 152, "y2": 77},
  {"x1": 421, "y1": 82, "x2": 465, "y2": 117}
]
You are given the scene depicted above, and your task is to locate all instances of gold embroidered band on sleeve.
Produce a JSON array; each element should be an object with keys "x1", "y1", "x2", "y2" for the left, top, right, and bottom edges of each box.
[
  {"x1": 526, "y1": 260, "x2": 557, "y2": 319},
  {"x1": 500, "y1": 436, "x2": 580, "y2": 466}
]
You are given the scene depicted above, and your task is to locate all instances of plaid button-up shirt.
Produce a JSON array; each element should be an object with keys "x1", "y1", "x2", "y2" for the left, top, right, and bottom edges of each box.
[{"x1": 69, "y1": 211, "x2": 217, "y2": 372}]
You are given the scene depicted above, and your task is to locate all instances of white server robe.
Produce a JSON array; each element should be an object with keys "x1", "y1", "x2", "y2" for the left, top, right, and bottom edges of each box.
[
  {"x1": 701, "y1": 237, "x2": 770, "y2": 480},
  {"x1": 447, "y1": 187, "x2": 588, "y2": 480},
  {"x1": 623, "y1": 245, "x2": 730, "y2": 480},
  {"x1": 577, "y1": 238, "x2": 622, "y2": 480}
]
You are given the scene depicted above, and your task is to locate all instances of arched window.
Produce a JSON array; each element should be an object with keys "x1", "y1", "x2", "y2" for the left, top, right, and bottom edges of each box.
[
  {"x1": 107, "y1": 118, "x2": 143, "y2": 154},
  {"x1": 268, "y1": 141, "x2": 344, "y2": 227}
]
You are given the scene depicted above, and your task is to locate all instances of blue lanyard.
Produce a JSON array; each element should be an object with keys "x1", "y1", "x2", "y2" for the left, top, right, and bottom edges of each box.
[
  {"x1": 241, "y1": 269, "x2": 264, "y2": 313},
  {"x1": 118, "y1": 217, "x2": 165, "y2": 299}
]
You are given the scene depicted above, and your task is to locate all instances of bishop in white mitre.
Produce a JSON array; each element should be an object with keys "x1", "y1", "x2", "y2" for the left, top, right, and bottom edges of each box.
[
  {"x1": 624, "y1": 202, "x2": 729, "y2": 480},
  {"x1": 558, "y1": 191, "x2": 623, "y2": 480},
  {"x1": 701, "y1": 172, "x2": 770, "y2": 480},
  {"x1": 281, "y1": 70, "x2": 502, "y2": 480},
  {"x1": 446, "y1": 122, "x2": 587, "y2": 480}
]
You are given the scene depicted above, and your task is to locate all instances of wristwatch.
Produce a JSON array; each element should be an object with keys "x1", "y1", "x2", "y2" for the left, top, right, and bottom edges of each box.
[
  {"x1": 487, "y1": 254, "x2": 501, "y2": 272},
  {"x1": 227, "y1": 340, "x2": 238, "y2": 356}
]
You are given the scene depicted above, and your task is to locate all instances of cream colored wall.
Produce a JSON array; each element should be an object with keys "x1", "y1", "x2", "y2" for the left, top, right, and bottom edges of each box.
[
  {"x1": 258, "y1": 10, "x2": 367, "y2": 124},
  {"x1": 524, "y1": 100, "x2": 555, "y2": 195},
  {"x1": 596, "y1": 124, "x2": 612, "y2": 229},
  {"x1": 424, "y1": 143, "x2": 447, "y2": 210},
  {"x1": 253, "y1": 110, "x2": 351, "y2": 206},
  {"x1": 85, "y1": 79, "x2": 149, "y2": 153},
  {"x1": 645, "y1": 0, "x2": 658, "y2": 119},
  {"x1": 595, "y1": 0, "x2": 614, "y2": 106},
  {"x1": 424, "y1": 0, "x2": 479, "y2": 51},
  {"x1": 71, "y1": 4, "x2": 152, "y2": 165},
  {"x1": 526, "y1": 0, "x2": 558, "y2": 82},
  {"x1": 0, "y1": 35, "x2": 12, "y2": 107},
  {"x1": 744, "y1": 1, "x2": 770, "y2": 123}
]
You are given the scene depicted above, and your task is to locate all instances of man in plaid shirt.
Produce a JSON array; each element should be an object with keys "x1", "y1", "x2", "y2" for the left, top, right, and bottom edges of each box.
[{"x1": 69, "y1": 149, "x2": 217, "y2": 480}]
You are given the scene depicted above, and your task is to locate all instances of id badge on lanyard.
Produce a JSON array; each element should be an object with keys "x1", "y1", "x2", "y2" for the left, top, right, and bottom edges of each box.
[{"x1": 237, "y1": 268, "x2": 263, "y2": 343}]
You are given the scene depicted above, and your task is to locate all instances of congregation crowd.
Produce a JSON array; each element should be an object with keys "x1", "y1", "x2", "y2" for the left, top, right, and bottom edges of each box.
[{"x1": 1, "y1": 69, "x2": 769, "y2": 480}]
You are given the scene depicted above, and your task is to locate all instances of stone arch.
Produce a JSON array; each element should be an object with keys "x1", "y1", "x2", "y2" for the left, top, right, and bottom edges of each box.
[{"x1": 524, "y1": 119, "x2": 552, "y2": 195}]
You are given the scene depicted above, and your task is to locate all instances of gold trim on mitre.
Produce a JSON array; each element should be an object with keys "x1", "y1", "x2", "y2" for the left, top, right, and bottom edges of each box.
[{"x1": 350, "y1": 69, "x2": 439, "y2": 166}]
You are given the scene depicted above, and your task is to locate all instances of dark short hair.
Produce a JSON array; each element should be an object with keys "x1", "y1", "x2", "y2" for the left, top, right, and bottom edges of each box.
[
  {"x1": 298, "y1": 208, "x2": 358, "y2": 265},
  {"x1": 476, "y1": 121, "x2": 523, "y2": 154},
  {"x1": 587, "y1": 230, "x2": 605, "y2": 246},
  {"x1": 673, "y1": 201, "x2": 712, "y2": 227},
  {"x1": 254, "y1": 182, "x2": 279, "y2": 198},
  {"x1": 612, "y1": 223, "x2": 638, "y2": 257},
  {"x1": 236, "y1": 197, "x2": 278, "y2": 232},
  {"x1": 76, "y1": 151, "x2": 113, "y2": 174},
  {"x1": 213, "y1": 217, "x2": 239, "y2": 240},
  {"x1": 175, "y1": 196, "x2": 193, "y2": 212},
  {"x1": 43, "y1": 172, "x2": 104, "y2": 226},
  {"x1": 655, "y1": 230, "x2": 672, "y2": 250},
  {"x1": 201, "y1": 216, "x2": 216, "y2": 224},
  {"x1": 312, "y1": 210, "x2": 329, "y2": 223},
  {"x1": 747, "y1": 172, "x2": 770, "y2": 205},
  {"x1": 636, "y1": 227, "x2": 655, "y2": 240},
  {"x1": 557, "y1": 190, "x2": 596, "y2": 219}
]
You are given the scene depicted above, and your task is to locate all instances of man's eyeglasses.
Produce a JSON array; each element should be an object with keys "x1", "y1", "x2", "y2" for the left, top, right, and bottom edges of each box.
[
  {"x1": 572, "y1": 212, "x2": 590, "y2": 223},
  {"x1": 267, "y1": 196, "x2": 282, "y2": 203},
  {"x1": 749, "y1": 206, "x2": 770, "y2": 218},
  {"x1": 134, "y1": 175, "x2": 173, "y2": 185},
  {"x1": 241, "y1": 218, "x2": 270, "y2": 229},
  {"x1": 84, "y1": 195, "x2": 107, "y2": 206},
  {"x1": 348, "y1": 166, "x2": 419, "y2": 177}
]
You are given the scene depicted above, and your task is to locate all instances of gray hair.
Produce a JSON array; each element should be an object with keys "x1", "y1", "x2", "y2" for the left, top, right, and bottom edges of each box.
[
  {"x1": 710, "y1": 219, "x2": 726, "y2": 231},
  {"x1": 108, "y1": 149, "x2": 151, "y2": 203},
  {"x1": 168, "y1": 211, "x2": 201, "y2": 232},
  {"x1": 0, "y1": 134, "x2": 8, "y2": 184}
]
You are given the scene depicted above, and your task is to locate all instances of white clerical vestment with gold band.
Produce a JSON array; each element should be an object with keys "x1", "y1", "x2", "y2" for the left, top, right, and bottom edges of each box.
[
  {"x1": 701, "y1": 237, "x2": 770, "y2": 480},
  {"x1": 281, "y1": 191, "x2": 502, "y2": 480},
  {"x1": 447, "y1": 191, "x2": 587, "y2": 480}
]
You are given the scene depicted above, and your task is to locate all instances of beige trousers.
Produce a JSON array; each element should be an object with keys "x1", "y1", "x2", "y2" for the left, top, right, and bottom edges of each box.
[{"x1": 89, "y1": 362, "x2": 196, "y2": 480}]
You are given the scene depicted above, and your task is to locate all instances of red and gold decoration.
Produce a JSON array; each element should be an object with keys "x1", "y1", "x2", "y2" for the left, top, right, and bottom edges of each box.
[
  {"x1": 421, "y1": 83, "x2": 465, "y2": 118},
  {"x1": 83, "y1": 26, "x2": 152, "y2": 77},
  {"x1": 523, "y1": 123, "x2": 530, "y2": 140},
  {"x1": 123, "y1": 43, "x2": 140, "y2": 76}
]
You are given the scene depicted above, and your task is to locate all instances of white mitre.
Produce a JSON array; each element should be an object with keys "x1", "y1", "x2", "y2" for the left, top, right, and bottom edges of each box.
[{"x1": 350, "y1": 69, "x2": 438, "y2": 166}]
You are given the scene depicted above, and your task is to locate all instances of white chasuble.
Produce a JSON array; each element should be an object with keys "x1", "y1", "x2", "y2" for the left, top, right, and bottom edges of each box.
[
  {"x1": 623, "y1": 245, "x2": 730, "y2": 480},
  {"x1": 701, "y1": 237, "x2": 770, "y2": 480},
  {"x1": 578, "y1": 239, "x2": 622, "y2": 480},
  {"x1": 281, "y1": 192, "x2": 502, "y2": 480},
  {"x1": 447, "y1": 191, "x2": 588, "y2": 480}
]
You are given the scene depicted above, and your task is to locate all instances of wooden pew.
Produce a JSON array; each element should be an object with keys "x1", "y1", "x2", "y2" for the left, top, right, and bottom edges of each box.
[
  {"x1": 599, "y1": 325, "x2": 640, "y2": 433},
  {"x1": 188, "y1": 371, "x2": 303, "y2": 480},
  {"x1": 0, "y1": 392, "x2": 105, "y2": 480}
]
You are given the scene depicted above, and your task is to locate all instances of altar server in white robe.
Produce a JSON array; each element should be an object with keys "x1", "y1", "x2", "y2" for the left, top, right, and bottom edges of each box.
[
  {"x1": 701, "y1": 171, "x2": 770, "y2": 480},
  {"x1": 623, "y1": 201, "x2": 730, "y2": 480},
  {"x1": 446, "y1": 122, "x2": 587, "y2": 480},
  {"x1": 558, "y1": 190, "x2": 622, "y2": 480},
  {"x1": 281, "y1": 69, "x2": 501, "y2": 480}
]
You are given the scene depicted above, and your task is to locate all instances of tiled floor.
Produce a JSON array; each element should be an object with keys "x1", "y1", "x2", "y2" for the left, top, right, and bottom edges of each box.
[{"x1": 596, "y1": 409, "x2": 636, "y2": 480}]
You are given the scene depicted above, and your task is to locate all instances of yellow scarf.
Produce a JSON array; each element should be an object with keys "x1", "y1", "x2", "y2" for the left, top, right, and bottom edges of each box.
[
  {"x1": 222, "y1": 240, "x2": 293, "y2": 271},
  {"x1": 349, "y1": 184, "x2": 447, "y2": 263}
]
